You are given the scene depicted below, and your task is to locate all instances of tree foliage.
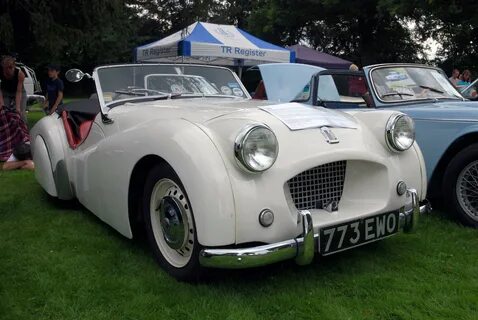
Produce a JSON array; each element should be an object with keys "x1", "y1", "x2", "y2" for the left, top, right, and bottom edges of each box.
[{"x1": 0, "y1": 0, "x2": 477, "y2": 74}]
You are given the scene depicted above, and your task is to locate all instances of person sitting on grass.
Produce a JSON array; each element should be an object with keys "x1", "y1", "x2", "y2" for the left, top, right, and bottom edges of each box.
[
  {"x1": 0, "y1": 105, "x2": 30, "y2": 161},
  {"x1": 2, "y1": 142, "x2": 34, "y2": 171}
]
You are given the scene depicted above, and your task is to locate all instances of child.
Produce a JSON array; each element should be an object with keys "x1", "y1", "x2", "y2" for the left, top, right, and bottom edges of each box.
[
  {"x1": 43, "y1": 64, "x2": 64, "y2": 115},
  {"x1": 2, "y1": 142, "x2": 34, "y2": 170}
]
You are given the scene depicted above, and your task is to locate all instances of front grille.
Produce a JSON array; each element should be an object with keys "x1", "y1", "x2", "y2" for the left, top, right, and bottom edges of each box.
[{"x1": 288, "y1": 161, "x2": 346, "y2": 211}]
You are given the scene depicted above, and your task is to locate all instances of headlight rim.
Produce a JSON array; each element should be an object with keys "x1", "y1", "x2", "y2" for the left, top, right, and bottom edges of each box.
[
  {"x1": 234, "y1": 123, "x2": 279, "y2": 173},
  {"x1": 386, "y1": 113, "x2": 415, "y2": 152}
]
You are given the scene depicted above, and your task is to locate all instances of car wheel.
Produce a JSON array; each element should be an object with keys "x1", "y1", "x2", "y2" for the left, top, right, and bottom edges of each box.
[
  {"x1": 443, "y1": 144, "x2": 478, "y2": 227},
  {"x1": 143, "y1": 163, "x2": 203, "y2": 281}
]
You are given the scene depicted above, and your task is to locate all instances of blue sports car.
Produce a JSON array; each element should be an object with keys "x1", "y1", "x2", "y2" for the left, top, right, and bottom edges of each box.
[{"x1": 254, "y1": 63, "x2": 478, "y2": 227}]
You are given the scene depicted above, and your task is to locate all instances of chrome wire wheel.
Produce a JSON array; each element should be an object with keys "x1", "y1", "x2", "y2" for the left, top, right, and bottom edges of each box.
[
  {"x1": 149, "y1": 178, "x2": 195, "y2": 268},
  {"x1": 456, "y1": 160, "x2": 478, "y2": 221}
]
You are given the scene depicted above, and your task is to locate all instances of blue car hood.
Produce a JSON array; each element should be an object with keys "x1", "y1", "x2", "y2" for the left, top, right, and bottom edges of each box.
[{"x1": 389, "y1": 100, "x2": 478, "y2": 122}]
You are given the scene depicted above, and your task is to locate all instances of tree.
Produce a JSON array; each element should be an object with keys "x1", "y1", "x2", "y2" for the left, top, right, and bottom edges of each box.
[
  {"x1": 247, "y1": 0, "x2": 426, "y2": 65},
  {"x1": 1, "y1": 0, "x2": 137, "y2": 68}
]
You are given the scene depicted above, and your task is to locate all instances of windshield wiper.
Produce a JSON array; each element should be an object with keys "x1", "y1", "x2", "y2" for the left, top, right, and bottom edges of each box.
[
  {"x1": 418, "y1": 85, "x2": 444, "y2": 94},
  {"x1": 108, "y1": 93, "x2": 181, "y2": 108},
  {"x1": 115, "y1": 88, "x2": 170, "y2": 96},
  {"x1": 170, "y1": 93, "x2": 242, "y2": 99},
  {"x1": 381, "y1": 91, "x2": 414, "y2": 99}
]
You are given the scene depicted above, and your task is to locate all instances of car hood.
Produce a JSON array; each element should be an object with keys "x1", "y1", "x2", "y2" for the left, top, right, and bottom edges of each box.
[
  {"x1": 109, "y1": 97, "x2": 358, "y2": 131},
  {"x1": 110, "y1": 98, "x2": 270, "y2": 124},
  {"x1": 388, "y1": 100, "x2": 478, "y2": 122}
]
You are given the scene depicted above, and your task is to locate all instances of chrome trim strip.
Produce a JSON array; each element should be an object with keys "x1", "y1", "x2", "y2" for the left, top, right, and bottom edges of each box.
[{"x1": 412, "y1": 118, "x2": 478, "y2": 123}]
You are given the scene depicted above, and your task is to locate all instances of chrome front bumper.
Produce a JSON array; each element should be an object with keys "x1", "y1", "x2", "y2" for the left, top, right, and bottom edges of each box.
[{"x1": 199, "y1": 189, "x2": 431, "y2": 269}]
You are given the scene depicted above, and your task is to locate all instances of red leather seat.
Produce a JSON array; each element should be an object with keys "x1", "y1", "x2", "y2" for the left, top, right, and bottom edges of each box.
[{"x1": 61, "y1": 111, "x2": 94, "y2": 149}]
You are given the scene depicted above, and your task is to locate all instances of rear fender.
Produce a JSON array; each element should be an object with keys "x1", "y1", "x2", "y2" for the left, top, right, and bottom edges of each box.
[
  {"x1": 31, "y1": 116, "x2": 73, "y2": 200},
  {"x1": 32, "y1": 135, "x2": 57, "y2": 196}
]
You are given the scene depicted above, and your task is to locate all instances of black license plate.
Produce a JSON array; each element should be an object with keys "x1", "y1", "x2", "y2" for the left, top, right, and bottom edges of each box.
[{"x1": 319, "y1": 211, "x2": 400, "y2": 255}]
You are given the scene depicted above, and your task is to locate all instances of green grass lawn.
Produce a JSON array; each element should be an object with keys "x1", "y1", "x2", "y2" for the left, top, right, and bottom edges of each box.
[{"x1": 1, "y1": 110, "x2": 477, "y2": 319}]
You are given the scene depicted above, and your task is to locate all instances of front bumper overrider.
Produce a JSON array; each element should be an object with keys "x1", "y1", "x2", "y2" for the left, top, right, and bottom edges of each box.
[{"x1": 199, "y1": 189, "x2": 431, "y2": 269}]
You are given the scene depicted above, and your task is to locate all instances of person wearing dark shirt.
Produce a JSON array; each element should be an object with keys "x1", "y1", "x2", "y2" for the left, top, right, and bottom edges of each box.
[
  {"x1": 43, "y1": 64, "x2": 64, "y2": 115},
  {"x1": 0, "y1": 55, "x2": 27, "y2": 120}
]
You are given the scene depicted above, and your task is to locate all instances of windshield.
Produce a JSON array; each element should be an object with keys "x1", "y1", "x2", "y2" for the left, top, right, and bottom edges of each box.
[
  {"x1": 293, "y1": 73, "x2": 369, "y2": 107},
  {"x1": 96, "y1": 64, "x2": 247, "y2": 106},
  {"x1": 257, "y1": 63, "x2": 324, "y2": 102},
  {"x1": 371, "y1": 66, "x2": 462, "y2": 102}
]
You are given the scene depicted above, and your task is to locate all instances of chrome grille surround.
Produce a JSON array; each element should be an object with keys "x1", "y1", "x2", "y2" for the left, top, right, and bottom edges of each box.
[{"x1": 287, "y1": 161, "x2": 347, "y2": 211}]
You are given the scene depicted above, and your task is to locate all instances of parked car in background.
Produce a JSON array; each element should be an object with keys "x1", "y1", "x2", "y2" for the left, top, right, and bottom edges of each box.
[
  {"x1": 257, "y1": 63, "x2": 478, "y2": 227},
  {"x1": 31, "y1": 63, "x2": 428, "y2": 280},
  {"x1": 16, "y1": 62, "x2": 44, "y2": 106}
]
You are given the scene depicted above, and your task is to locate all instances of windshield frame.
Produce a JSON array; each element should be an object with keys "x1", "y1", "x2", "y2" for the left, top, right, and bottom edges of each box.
[
  {"x1": 368, "y1": 64, "x2": 464, "y2": 104},
  {"x1": 303, "y1": 69, "x2": 370, "y2": 107},
  {"x1": 92, "y1": 63, "x2": 250, "y2": 114},
  {"x1": 461, "y1": 78, "x2": 478, "y2": 98}
]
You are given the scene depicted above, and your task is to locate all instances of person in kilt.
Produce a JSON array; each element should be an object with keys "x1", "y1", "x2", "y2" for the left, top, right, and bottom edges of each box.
[{"x1": 0, "y1": 107, "x2": 30, "y2": 162}]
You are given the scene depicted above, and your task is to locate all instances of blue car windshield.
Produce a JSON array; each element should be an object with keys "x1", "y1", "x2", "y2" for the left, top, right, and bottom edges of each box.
[{"x1": 371, "y1": 66, "x2": 462, "y2": 102}]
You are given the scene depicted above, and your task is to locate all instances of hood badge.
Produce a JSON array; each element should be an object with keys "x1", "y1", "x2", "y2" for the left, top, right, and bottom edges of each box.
[{"x1": 320, "y1": 127, "x2": 339, "y2": 144}]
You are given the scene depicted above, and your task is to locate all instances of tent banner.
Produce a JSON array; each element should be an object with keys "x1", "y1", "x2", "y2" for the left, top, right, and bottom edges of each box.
[
  {"x1": 137, "y1": 43, "x2": 291, "y2": 64},
  {"x1": 136, "y1": 44, "x2": 178, "y2": 61},
  {"x1": 191, "y1": 43, "x2": 291, "y2": 63}
]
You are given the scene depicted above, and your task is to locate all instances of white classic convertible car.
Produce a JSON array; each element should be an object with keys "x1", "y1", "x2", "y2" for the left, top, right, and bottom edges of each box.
[{"x1": 31, "y1": 64, "x2": 429, "y2": 280}]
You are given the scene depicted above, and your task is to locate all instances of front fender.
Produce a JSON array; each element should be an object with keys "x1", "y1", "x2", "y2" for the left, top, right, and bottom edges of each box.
[
  {"x1": 414, "y1": 119, "x2": 478, "y2": 182},
  {"x1": 455, "y1": 123, "x2": 478, "y2": 139},
  {"x1": 82, "y1": 118, "x2": 236, "y2": 246}
]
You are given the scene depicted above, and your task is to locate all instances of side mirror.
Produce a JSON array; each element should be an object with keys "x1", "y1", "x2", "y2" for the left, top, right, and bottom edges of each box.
[{"x1": 65, "y1": 69, "x2": 90, "y2": 82}]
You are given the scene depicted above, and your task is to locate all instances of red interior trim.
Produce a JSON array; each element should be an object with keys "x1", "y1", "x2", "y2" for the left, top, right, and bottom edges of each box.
[
  {"x1": 253, "y1": 80, "x2": 267, "y2": 100},
  {"x1": 61, "y1": 111, "x2": 94, "y2": 149}
]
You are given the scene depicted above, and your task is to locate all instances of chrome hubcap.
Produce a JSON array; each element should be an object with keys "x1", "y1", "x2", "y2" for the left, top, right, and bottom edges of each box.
[
  {"x1": 158, "y1": 197, "x2": 188, "y2": 250},
  {"x1": 457, "y1": 160, "x2": 478, "y2": 221},
  {"x1": 150, "y1": 179, "x2": 195, "y2": 268}
]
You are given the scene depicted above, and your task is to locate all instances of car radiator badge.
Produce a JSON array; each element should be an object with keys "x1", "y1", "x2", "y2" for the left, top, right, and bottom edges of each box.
[{"x1": 320, "y1": 127, "x2": 339, "y2": 144}]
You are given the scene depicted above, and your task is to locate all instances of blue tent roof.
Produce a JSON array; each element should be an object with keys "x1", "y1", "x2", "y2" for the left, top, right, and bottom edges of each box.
[{"x1": 135, "y1": 22, "x2": 295, "y2": 66}]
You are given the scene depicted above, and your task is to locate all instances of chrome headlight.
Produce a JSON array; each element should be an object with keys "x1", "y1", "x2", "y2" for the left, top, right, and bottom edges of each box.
[
  {"x1": 386, "y1": 114, "x2": 415, "y2": 152},
  {"x1": 234, "y1": 124, "x2": 279, "y2": 172}
]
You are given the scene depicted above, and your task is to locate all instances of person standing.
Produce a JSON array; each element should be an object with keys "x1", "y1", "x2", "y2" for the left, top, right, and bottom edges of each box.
[
  {"x1": 449, "y1": 68, "x2": 460, "y2": 86},
  {"x1": 0, "y1": 55, "x2": 27, "y2": 121},
  {"x1": 43, "y1": 64, "x2": 64, "y2": 115}
]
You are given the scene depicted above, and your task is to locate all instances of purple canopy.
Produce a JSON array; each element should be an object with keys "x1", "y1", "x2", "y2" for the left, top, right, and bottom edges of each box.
[{"x1": 288, "y1": 44, "x2": 352, "y2": 69}]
